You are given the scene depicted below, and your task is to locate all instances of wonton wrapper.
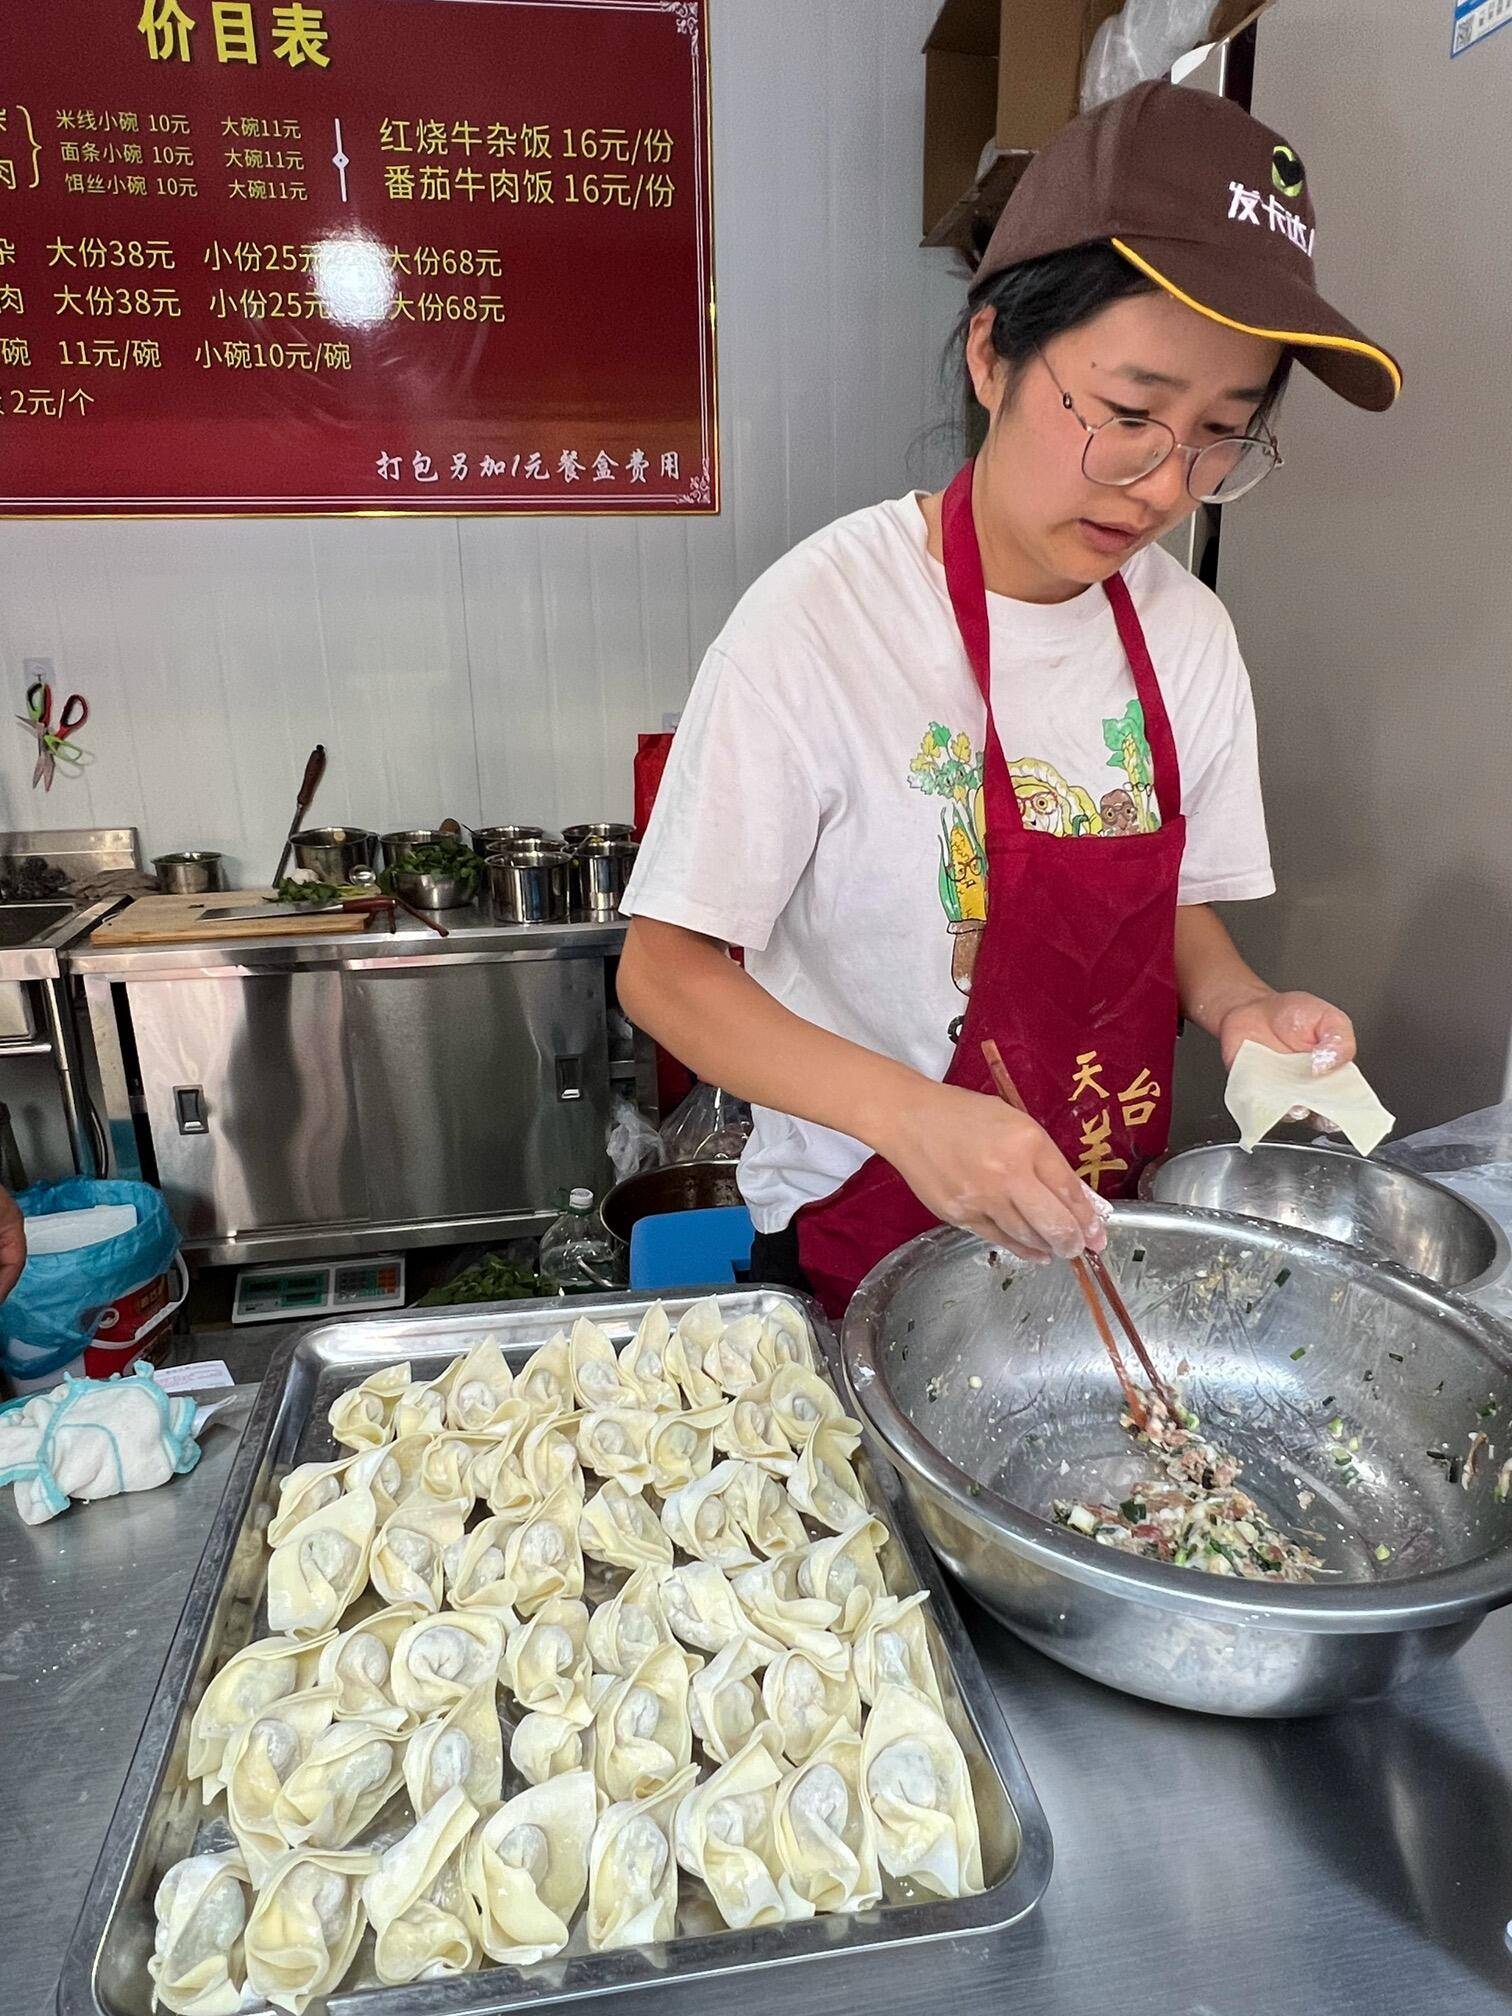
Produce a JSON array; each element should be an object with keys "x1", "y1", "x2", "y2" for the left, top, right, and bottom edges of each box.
[
  {"x1": 514, "y1": 1331, "x2": 573, "y2": 1415},
  {"x1": 445, "y1": 1335, "x2": 515, "y2": 1431},
  {"x1": 222, "y1": 1687, "x2": 337, "y2": 1879},
  {"x1": 852, "y1": 1591, "x2": 944, "y2": 1710},
  {"x1": 577, "y1": 1407, "x2": 658, "y2": 1493},
  {"x1": 316, "y1": 1605, "x2": 422, "y2": 1730},
  {"x1": 659, "y1": 1560, "x2": 782, "y2": 1665},
  {"x1": 585, "y1": 1762, "x2": 696, "y2": 1951},
  {"x1": 674, "y1": 1723, "x2": 807, "y2": 1931},
  {"x1": 730, "y1": 1554, "x2": 843, "y2": 1657},
  {"x1": 592, "y1": 1640, "x2": 696, "y2": 1804},
  {"x1": 569, "y1": 1315, "x2": 642, "y2": 1411},
  {"x1": 504, "y1": 1595, "x2": 593, "y2": 1720},
  {"x1": 510, "y1": 1709, "x2": 590, "y2": 1786},
  {"x1": 712, "y1": 1385, "x2": 793, "y2": 1476},
  {"x1": 369, "y1": 1495, "x2": 468, "y2": 1613},
  {"x1": 786, "y1": 1419, "x2": 868, "y2": 1533},
  {"x1": 794, "y1": 1518, "x2": 890, "y2": 1640},
  {"x1": 762, "y1": 1640, "x2": 861, "y2": 1766},
  {"x1": 361, "y1": 1783, "x2": 479, "y2": 1986},
  {"x1": 860, "y1": 1683, "x2": 983, "y2": 1899},
  {"x1": 579, "y1": 1479, "x2": 674, "y2": 1572},
  {"x1": 465, "y1": 1769, "x2": 598, "y2": 1966},
  {"x1": 585, "y1": 1562, "x2": 673, "y2": 1677},
  {"x1": 725, "y1": 1461, "x2": 808, "y2": 1559},
  {"x1": 390, "y1": 1611, "x2": 505, "y2": 1718},
  {"x1": 646, "y1": 1401, "x2": 728, "y2": 1495},
  {"x1": 405, "y1": 1681, "x2": 504, "y2": 1815},
  {"x1": 272, "y1": 1718, "x2": 407, "y2": 1852},
  {"x1": 442, "y1": 1515, "x2": 523, "y2": 1623},
  {"x1": 665, "y1": 1301, "x2": 726, "y2": 1410},
  {"x1": 148, "y1": 1849, "x2": 252, "y2": 2016},
  {"x1": 687, "y1": 1636, "x2": 765, "y2": 1766},
  {"x1": 327, "y1": 1362, "x2": 410, "y2": 1453},
  {"x1": 703, "y1": 1313, "x2": 776, "y2": 1397},
  {"x1": 660, "y1": 1460, "x2": 759, "y2": 1572},
  {"x1": 502, "y1": 1483, "x2": 585, "y2": 1616},
  {"x1": 772, "y1": 1722, "x2": 881, "y2": 1915},
  {"x1": 1225, "y1": 1037, "x2": 1394, "y2": 1157},
  {"x1": 765, "y1": 1365, "x2": 850, "y2": 1449},
  {"x1": 243, "y1": 1846, "x2": 376, "y2": 2016},
  {"x1": 189, "y1": 1633, "x2": 328, "y2": 1793},
  {"x1": 266, "y1": 1488, "x2": 377, "y2": 1638},
  {"x1": 616, "y1": 1303, "x2": 683, "y2": 1412}
]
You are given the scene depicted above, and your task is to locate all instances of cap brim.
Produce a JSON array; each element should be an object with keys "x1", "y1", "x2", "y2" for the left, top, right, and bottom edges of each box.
[{"x1": 1111, "y1": 236, "x2": 1401, "y2": 412}]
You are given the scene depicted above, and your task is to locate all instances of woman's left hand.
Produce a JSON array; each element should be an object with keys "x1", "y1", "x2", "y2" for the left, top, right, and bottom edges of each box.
[{"x1": 1218, "y1": 990, "x2": 1356, "y2": 1070}]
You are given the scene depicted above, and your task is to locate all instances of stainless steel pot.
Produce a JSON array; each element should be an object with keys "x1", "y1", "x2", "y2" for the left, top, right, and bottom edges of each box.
[
  {"x1": 154, "y1": 851, "x2": 223, "y2": 895},
  {"x1": 569, "y1": 835, "x2": 638, "y2": 917},
  {"x1": 485, "y1": 841, "x2": 571, "y2": 923},
  {"x1": 379, "y1": 827, "x2": 446, "y2": 863},
  {"x1": 392, "y1": 865, "x2": 469, "y2": 911},
  {"x1": 842, "y1": 1206, "x2": 1512, "y2": 1717},
  {"x1": 562, "y1": 822, "x2": 636, "y2": 848},
  {"x1": 471, "y1": 823, "x2": 549, "y2": 854},
  {"x1": 289, "y1": 826, "x2": 376, "y2": 881},
  {"x1": 599, "y1": 1157, "x2": 743, "y2": 1245},
  {"x1": 1140, "y1": 1140, "x2": 1509, "y2": 1294}
]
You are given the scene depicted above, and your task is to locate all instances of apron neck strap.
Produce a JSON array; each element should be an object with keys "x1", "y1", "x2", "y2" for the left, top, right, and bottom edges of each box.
[{"x1": 939, "y1": 457, "x2": 1184, "y2": 826}]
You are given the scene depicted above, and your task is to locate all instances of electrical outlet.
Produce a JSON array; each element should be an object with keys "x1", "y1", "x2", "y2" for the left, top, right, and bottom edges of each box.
[{"x1": 21, "y1": 657, "x2": 53, "y2": 685}]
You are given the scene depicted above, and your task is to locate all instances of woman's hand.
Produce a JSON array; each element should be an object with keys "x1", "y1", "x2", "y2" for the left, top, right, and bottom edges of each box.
[
  {"x1": 0, "y1": 1185, "x2": 26, "y2": 1303},
  {"x1": 1217, "y1": 990, "x2": 1356, "y2": 1071},
  {"x1": 875, "y1": 1079, "x2": 1108, "y2": 1263}
]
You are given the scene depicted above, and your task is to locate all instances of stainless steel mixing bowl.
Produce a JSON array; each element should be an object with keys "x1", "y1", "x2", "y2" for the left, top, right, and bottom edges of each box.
[
  {"x1": 842, "y1": 1205, "x2": 1512, "y2": 1717},
  {"x1": 1140, "y1": 1140, "x2": 1509, "y2": 1293}
]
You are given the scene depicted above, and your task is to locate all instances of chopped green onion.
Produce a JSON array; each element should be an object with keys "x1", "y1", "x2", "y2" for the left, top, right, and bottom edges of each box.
[
  {"x1": 1119, "y1": 1499, "x2": 1146, "y2": 1524},
  {"x1": 1328, "y1": 1418, "x2": 1344, "y2": 1438},
  {"x1": 1131, "y1": 1247, "x2": 1146, "y2": 1265},
  {"x1": 1375, "y1": 1544, "x2": 1392, "y2": 1562},
  {"x1": 1478, "y1": 1402, "x2": 1499, "y2": 1419},
  {"x1": 1275, "y1": 1267, "x2": 1292, "y2": 1287},
  {"x1": 1290, "y1": 1346, "x2": 1307, "y2": 1361}
]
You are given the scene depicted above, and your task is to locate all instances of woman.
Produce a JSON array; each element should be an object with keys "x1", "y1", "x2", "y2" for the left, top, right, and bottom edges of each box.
[{"x1": 618, "y1": 82, "x2": 1399, "y2": 1319}]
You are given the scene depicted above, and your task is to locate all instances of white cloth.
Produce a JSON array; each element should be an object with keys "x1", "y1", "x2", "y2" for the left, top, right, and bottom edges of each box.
[
  {"x1": 623, "y1": 493, "x2": 1275, "y2": 1233},
  {"x1": 0, "y1": 1364, "x2": 200, "y2": 1525}
]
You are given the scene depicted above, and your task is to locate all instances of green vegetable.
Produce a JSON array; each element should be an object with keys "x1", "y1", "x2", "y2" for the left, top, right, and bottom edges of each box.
[
  {"x1": 1119, "y1": 1498, "x2": 1146, "y2": 1524},
  {"x1": 1478, "y1": 1402, "x2": 1499, "y2": 1419},
  {"x1": 1375, "y1": 1544, "x2": 1392, "y2": 1562},
  {"x1": 417, "y1": 1253, "x2": 541, "y2": 1307},
  {"x1": 1290, "y1": 1346, "x2": 1307, "y2": 1361},
  {"x1": 1275, "y1": 1267, "x2": 1292, "y2": 1287},
  {"x1": 276, "y1": 877, "x2": 344, "y2": 906},
  {"x1": 1328, "y1": 1417, "x2": 1344, "y2": 1438},
  {"x1": 379, "y1": 834, "x2": 483, "y2": 899}
]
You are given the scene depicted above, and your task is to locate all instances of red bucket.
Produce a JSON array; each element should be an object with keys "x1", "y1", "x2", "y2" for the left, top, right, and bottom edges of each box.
[{"x1": 82, "y1": 1253, "x2": 190, "y2": 1380}]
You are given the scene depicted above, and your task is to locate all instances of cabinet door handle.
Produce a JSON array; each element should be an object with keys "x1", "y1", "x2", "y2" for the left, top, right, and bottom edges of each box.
[
  {"x1": 174, "y1": 1085, "x2": 208, "y2": 1135},
  {"x1": 555, "y1": 1055, "x2": 583, "y2": 1103}
]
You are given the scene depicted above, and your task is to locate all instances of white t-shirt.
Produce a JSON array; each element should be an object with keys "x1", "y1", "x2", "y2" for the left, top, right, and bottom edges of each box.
[{"x1": 622, "y1": 493, "x2": 1274, "y2": 1234}]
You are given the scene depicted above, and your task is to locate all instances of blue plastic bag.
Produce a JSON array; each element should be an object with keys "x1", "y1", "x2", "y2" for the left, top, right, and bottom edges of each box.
[{"x1": 0, "y1": 1180, "x2": 181, "y2": 1382}]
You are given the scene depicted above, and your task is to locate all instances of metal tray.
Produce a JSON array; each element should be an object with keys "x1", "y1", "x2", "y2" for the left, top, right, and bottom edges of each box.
[{"x1": 58, "y1": 1290, "x2": 1053, "y2": 2015}]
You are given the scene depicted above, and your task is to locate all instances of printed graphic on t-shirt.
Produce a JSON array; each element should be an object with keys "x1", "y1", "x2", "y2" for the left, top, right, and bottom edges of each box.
[{"x1": 907, "y1": 700, "x2": 1162, "y2": 1003}]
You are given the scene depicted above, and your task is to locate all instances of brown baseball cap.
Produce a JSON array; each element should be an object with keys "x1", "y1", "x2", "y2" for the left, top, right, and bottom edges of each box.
[{"x1": 975, "y1": 81, "x2": 1400, "y2": 412}]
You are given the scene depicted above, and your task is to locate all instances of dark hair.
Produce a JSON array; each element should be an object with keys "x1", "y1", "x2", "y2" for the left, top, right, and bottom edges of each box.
[{"x1": 949, "y1": 240, "x2": 1291, "y2": 439}]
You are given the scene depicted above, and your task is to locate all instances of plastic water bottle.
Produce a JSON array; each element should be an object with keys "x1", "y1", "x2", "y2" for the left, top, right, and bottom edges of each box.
[{"x1": 538, "y1": 1188, "x2": 619, "y2": 1295}]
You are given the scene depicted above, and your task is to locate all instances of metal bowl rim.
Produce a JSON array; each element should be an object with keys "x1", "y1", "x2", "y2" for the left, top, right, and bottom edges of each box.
[
  {"x1": 1138, "y1": 1138, "x2": 1512, "y2": 1295},
  {"x1": 841, "y1": 1204, "x2": 1512, "y2": 1635}
]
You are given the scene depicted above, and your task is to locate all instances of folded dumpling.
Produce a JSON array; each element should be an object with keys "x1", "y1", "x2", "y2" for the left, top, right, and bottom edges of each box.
[
  {"x1": 243, "y1": 1846, "x2": 375, "y2": 2015},
  {"x1": 469, "y1": 1440, "x2": 537, "y2": 1524},
  {"x1": 328, "y1": 1362, "x2": 410, "y2": 1452},
  {"x1": 514, "y1": 1331, "x2": 573, "y2": 1414},
  {"x1": 345, "y1": 1433, "x2": 431, "y2": 1523},
  {"x1": 586, "y1": 1763, "x2": 695, "y2": 1951},
  {"x1": 500, "y1": 1483, "x2": 584, "y2": 1616},
  {"x1": 765, "y1": 1365, "x2": 849, "y2": 1448},
  {"x1": 703, "y1": 1312, "x2": 776, "y2": 1397},
  {"x1": 361, "y1": 1783, "x2": 480, "y2": 1986},
  {"x1": 724, "y1": 1461, "x2": 808, "y2": 1559},
  {"x1": 189, "y1": 1634, "x2": 327, "y2": 1793},
  {"x1": 272, "y1": 1718, "x2": 407, "y2": 1851},
  {"x1": 148, "y1": 1849, "x2": 252, "y2": 2016},
  {"x1": 666, "y1": 1300, "x2": 727, "y2": 1409},
  {"x1": 673, "y1": 1724, "x2": 804, "y2": 1930},
  {"x1": 405, "y1": 1681, "x2": 504, "y2": 1815},
  {"x1": 660, "y1": 1460, "x2": 758, "y2": 1571},
  {"x1": 316, "y1": 1606, "x2": 422, "y2": 1730},
  {"x1": 369, "y1": 1495, "x2": 468, "y2": 1613},
  {"x1": 390, "y1": 1611, "x2": 505, "y2": 1718},
  {"x1": 851, "y1": 1591, "x2": 945, "y2": 1709},
  {"x1": 646, "y1": 1401, "x2": 728, "y2": 1495},
  {"x1": 442, "y1": 1515, "x2": 522, "y2": 1623},
  {"x1": 585, "y1": 1563, "x2": 672, "y2": 1677},
  {"x1": 510, "y1": 1709, "x2": 589, "y2": 1786},
  {"x1": 416, "y1": 1432, "x2": 497, "y2": 1510},
  {"x1": 222, "y1": 1686, "x2": 338, "y2": 1880},
  {"x1": 730, "y1": 1554, "x2": 842, "y2": 1657},
  {"x1": 570, "y1": 1315, "x2": 641, "y2": 1410},
  {"x1": 465, "y1": 1769, "x2": 598, "y2": 1966},
  {"x1": 786, "y1": 1419, "x2": 868, "y2": 1533},
  {"x1": 659, "y1": 1561, "x2": 781, "y2": 1665},
  {"x1": 518, "y1": 1417, "x2": 586, "y2": 1508},
  {"x1": 763, "y1": 1301, "x2": 817, "y2": 1373},
  {"x1": 392, "y1": 1354, "x2": 466, "y2": 1441},
  {"x1": 267, "y1": 1455, "x2": 354, "y2": 1549},
  {"x1": 266, "y1": 1489, "x2": 377, "y2": 1638},
  {"x1": 713, "y1": 1385, "x2": 793, "y2": 1476},
  {"x1": 794, "y1": 1518, "x2": 890, "y2": 1639},
  {"x1": 579, "y1": 1479, "x2": 674, "y2": 1572},
  {"x1": 577, "y1": 1407, "x2": 657, "y2": 1492},
  {"x1": 687, "y1": 1636, "x2": 765, "y2": 1766},
  {"x1": 503, "y1": 1596, "x2": 593, "y2": 1720},
  {"x1": 445, "y1": 1335, "x2": 515, "y2": 1431},
  {"x1": 772, "y1": 1722, "x2": 881, "y2": 1915},
  {"x1": 592, "y1": 1640, "x2": 695, "y2": 1803},
  {"x1": 762, "y1": 1640, "x2": 861, "y2": 1765},
  {"x1": 860, "y1": 1683, "x2": 983, "y2": 1899},
  {"x1": 616, "y1": 1303, "x2": 682, "y2": 1412}
]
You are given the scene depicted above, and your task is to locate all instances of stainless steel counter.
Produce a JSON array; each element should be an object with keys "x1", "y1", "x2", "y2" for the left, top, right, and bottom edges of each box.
[{"x1": 13, "y1": 1387, "x2": 1512, "y2": 2016}]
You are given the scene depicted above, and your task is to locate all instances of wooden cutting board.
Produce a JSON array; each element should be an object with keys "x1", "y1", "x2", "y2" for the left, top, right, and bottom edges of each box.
[{"x1": 89, "y1": 892, "x2": 372, "y2": 947}]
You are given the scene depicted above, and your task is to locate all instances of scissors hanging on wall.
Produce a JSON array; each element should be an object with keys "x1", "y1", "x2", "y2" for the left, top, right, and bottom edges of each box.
[{"x1": 16, "y1": 680, "x2": 91, "y2": 792}]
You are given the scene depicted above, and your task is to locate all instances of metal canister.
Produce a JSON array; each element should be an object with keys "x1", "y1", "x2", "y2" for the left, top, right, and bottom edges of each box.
[
  {"x1": 486, "y1": 840, "x2": 572, "y2": 923},
  {"x1": 569, "y1": 834, "x2": 638, "y2": 917},
  {"x1": 154, "y1": 851, "x2": 224, "y2": 895},
  {"x1": 289, "y1": 826, "x2": 377, "y2": 881},
  {"x1": 471, "y1": 823, "x2": 550, "y2": 855},
  {"x1": 561, "y1": 822, "x2": 636, "y2": 848}
]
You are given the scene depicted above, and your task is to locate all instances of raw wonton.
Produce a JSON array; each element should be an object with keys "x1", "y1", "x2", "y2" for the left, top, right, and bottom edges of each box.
[
  {"x1": 659, "y1": 1560, "x2": 781, "y2": 1665},
  {"x1": 852, "y1": 1591, "x2": 944, "y2": 1710},
  {"x1": 860, "y1": 1683, "x2": 983, "y2": 1899},
  {"x1": 585, "y1": 1763, "x2": 695, "y2": 1951},
  {"x1": 724, "y1": 1461, "x2": 808, "y2": 1559},
  {"x1": 148, "y1": 1849, "x2": 252, "y2": 2016},
  {"x1": 361, "y1": 1783, "x2": 480, "y2": 1986},
  {"x1": 673, "y1": 1724, "x2": 805, "y2": 1930},
  {"x1": 585, "y1": 1563, "x2": 673, "y2": 1677},
  {"x1": 518, "y1": 1417, "x2": 586, "y2": 1508},
  {"x1": 445, "y1": 1335, "x2": 515, "y2": 1431},
  {"x1": 786, "y1": 1419, "x2": 868, "y2": 1533},
  {"x1": 616, "y1": 1303, "x2": 683, "y2": 1412},
  {"x1": 267, "y1": 1454, "x2": 354, "y2": 1549},
  {"x1": 504, "y1": 1595, "x2": 594, "y2": 1721},
  {"x1": 687, "y1": 1636, "x2": 765, "y2": 1766},
  {"x1": 266, "y1": 1488, "x2": 377, "y2": 1637},
  {"x1": 369, "y1": 1495, "x2": 468, "y2": 1613},
  {"x1": 712, "y1": 1385, "x2": 793, "y2": 1475},
  {"x1": 272, "y1": 1718, "x2": 407, "y2": 1851},
  {"x1": 577, "y1": 1407, "x2": 657, "y2": 1492},
  {"x1": 579, "y1": 1479, "x2": 674, "y2": 1572},
  {"x1": 569, "y1": 1315, "x2": 641, "y2": 1411},
  {"x1": 762, "y1": 1640, "x2": 861, "y2": 1765},
  {"x1": 772, "y1": 1722, "x2": 881, "y2": 1914},
  {"x1": 762, "y1": 1301, "x2": 817, "y2": 1373},
  {"x1": 509, "y1": 1709, "x2": 589, "y2": 1786},
  {"x1": 189, "y1": 1634, "x2": 327, "y2": 1793},
  {"x1": 404, "y1": 1681, "x2": 504, "y2": 1815},
  {"x1": 665, "y1": 1301, "x2": 726, "y2": 1409},
  {"x1": 243, "y1": 1846, "x2": 376, "y2": 2016},
  {"x1": 765, "y1": 1364, "x2": 850, "y2": 1448},
  {"x1": 465, "y1": 1769, "x2": 598, "y2": 1966},
  {"x1": 514, "y1": 1331, "x2": 573, "y2": 1415},
  {"x1": 222, "y1": 1687, "x2": 337, "y2": 1880},
  {"x1": 442, "y1": 1515, "x2": 523, "y2": 1623},
  {"x1": 416, "y1": 1432, "x2": 496, "y2": 1510},
  {"x1": 703, "y1": 1313, "x2": 775, "y2": 1397},
  {"x1": 794, "y1": 1518, "x2": 890, "y2": 1639},
  {"x1": 392, "y1": 1354, "x2": 466, "y2": 1440},
  {"x1": 327, "y1": 1362, "x2": 410, "y2": 1453},
  {"x1": 646, "y1": 1401, "x2": 727, "y2": 1494},
  {"x1": 316, "y1": 1606, "x2": 422, "y2": 1731},
  {"x1": 502, "y1": 1483, "x2": 585, "y2": 1615},
  {"x1": 344, "y1": 1433, "x2": 430, "y2": 1523},
  {"x1": 730, "y1": 1554, "x2": 842, "y2": 1657},
  {"x1": 592, "y1": 1640, "x2": 696, "y2": 1803},
  {"x1": 659, "y1": 1461, "x2": 758, "y2": 1572},
  {"x1": 390, "y1": 1611, "x2": 505, "y2": 1718}
]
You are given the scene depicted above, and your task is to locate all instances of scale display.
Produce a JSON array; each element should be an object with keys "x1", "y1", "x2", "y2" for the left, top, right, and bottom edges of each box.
[{"x1": 232, "y1": 1254, "x2": 405, "y2": 1323}]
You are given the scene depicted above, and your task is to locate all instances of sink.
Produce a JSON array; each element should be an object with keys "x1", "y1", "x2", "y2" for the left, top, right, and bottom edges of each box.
[{"x1": 0, "y1": 901, "x2": 76, "y2": 951}]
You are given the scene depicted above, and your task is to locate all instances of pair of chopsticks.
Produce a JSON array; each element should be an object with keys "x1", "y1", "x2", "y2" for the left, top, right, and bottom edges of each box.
[{"x1": 979, "y1": 1039, "x2": 1179, "y2": 1432}]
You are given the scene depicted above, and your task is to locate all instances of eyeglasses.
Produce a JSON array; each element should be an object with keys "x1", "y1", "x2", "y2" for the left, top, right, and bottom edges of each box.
[{"x1": 1036, "y1": 349, "x2": 1283, "y2": 504}]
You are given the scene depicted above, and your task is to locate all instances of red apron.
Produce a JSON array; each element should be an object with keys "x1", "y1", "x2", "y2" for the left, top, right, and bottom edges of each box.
[{"x1": 795, "y1": 459, "x2": 1188, "y2": 1319}]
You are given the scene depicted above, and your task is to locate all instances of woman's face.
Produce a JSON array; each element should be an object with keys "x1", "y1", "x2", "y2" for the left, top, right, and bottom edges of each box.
[{"x1": 967, "y1": 289, "x2": 1283, "y2": 601}]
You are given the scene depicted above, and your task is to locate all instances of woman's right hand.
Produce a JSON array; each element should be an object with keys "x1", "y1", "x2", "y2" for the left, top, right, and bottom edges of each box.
[{"x1": 875, "y1": 1078, "x2": 1107, "y2": 1264}]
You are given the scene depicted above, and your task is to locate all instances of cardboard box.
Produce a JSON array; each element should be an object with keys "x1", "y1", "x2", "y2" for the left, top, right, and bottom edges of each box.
[{"x1": 922, "y1": 0, "x2": 1276, "y2": 258}]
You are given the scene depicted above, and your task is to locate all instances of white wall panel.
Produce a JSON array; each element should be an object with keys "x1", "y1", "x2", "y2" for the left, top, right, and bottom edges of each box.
[{"x1": 0, "y1": 0, "x2": 961, "y2": 879}]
